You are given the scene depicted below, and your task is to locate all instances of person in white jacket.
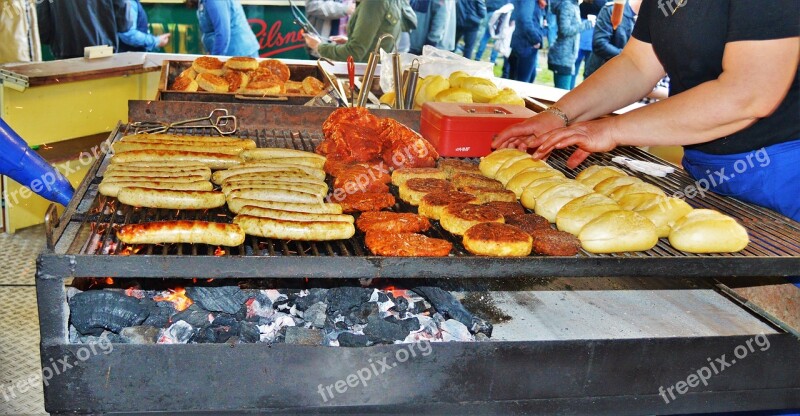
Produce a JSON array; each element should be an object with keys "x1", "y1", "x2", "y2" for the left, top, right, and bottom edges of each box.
[{"x1": 0, "y1": 0, "x2": 41, "y2": 63}]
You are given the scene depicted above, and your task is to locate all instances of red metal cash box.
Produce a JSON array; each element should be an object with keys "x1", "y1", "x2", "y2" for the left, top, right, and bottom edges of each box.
[{"x1": 420, "y1": 102, "x2": 536, "y2": 157}]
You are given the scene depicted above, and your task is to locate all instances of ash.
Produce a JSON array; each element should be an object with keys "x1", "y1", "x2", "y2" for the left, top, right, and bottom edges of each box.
[{"x1": 66, "y1": 280, "x2": 492, "y2": 347}]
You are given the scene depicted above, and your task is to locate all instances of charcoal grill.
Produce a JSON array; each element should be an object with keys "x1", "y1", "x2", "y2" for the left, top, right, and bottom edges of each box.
[{"x1": 35, "y1": 101, "x2": 800, "y2": 415}]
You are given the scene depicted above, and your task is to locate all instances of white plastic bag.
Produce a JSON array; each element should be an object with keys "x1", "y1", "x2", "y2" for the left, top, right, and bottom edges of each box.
[{"x1": 379, "y1": 45, "x2": 494, "y2": 93}]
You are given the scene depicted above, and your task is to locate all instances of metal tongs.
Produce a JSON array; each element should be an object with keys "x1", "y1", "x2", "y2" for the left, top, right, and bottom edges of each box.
[
  {"x1": 355, "y1": 33, "x2": 394, "y2": 107},
  {"x1": 130, "y1": 109, "x2": 238, "y2": 135},
  {"x1": 317, "y1": 57, "x2": 349, "y2": 107}
]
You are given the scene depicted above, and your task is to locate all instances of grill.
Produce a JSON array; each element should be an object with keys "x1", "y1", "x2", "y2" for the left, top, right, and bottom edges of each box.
[
  {"x1": 41, "y1": 105, "x2": 800, "y2": 279},
  {"x1": 34, "y1": 101, "x2": 800, "y2": 415}
]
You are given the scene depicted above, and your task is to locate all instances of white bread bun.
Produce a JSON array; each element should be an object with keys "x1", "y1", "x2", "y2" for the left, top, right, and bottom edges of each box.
[
  {"x1": 594, "y1": 175, "x2": 643, "y2": 195},
  {"x1": 415, "y1": 75, "x2": 450, "y2": 107},
  {"x1": 519, "y1": 177, "x2": 572, "y2": 209},
  {"x1": 579, "y1": 210, "x2": 659, "y2": 253},
  {"x1": 460, "y1": 77, "x2": 499, "y2": 103},
  {"x1": 634, "y1": 196, "x2": 694, "y2": 237},
  {"x1": 506, "y1": 167, "x2": 564, "y2": 198},
  {"x1": 479, "y1": 148, "x2": 528, "y2": 178},
  {"x1": 495, "y1": 158, "x2": 549, "y2": 185},
  {"x1": 534, "y1": 182, "x2": 593, "y2": 223},
  {"x1": 489, "y1": 88, "x2": 525, "y2": 106},
  {"x1": 556, "y1": 193, "x2": 621, "y2": 235},
  {"x1": 434, "y1": 87, "x2": 474, "y2": 103},
  {"x1": 608, "y1": 182, "x2": 666, "y2": 201},
  {"x1": 576, "y1": 165, "x2": 628, "y2": 189},
  {"x1": 668, "y1": 209, "x2": 749, "y2": 253}
]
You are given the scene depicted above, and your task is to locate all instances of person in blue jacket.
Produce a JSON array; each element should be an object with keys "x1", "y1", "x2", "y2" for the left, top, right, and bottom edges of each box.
[
  {"x1": 454, "y1": 0, "x2": 486, "y2": 59},
  {"x1": 506, "y1": 0, "x2": 545, "y2": 83},
  {"x1": 118, "y1": 0, "x2": 170, "y2": 52},
  {"x1": 475, "y1": 0, "x2": 510, "y2": 63},
  {"x1": 583, "y1": 0, "x2": 640, "y2": 78},
  {"x1": 408, "y1": 0, "x2": 457, "y2": 55},
  {"x1": 191, "y1": 0, "x2": 260, "y2": 57},
  {"x1": 547, "y1": 0, "x2": 593, "y2": 90}
]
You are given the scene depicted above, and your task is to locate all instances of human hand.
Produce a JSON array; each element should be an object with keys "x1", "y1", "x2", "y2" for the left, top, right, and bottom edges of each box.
[
  {"x1": 491, "y1": 111, "x2": 569, "y2": 153},
  {"x1": 156, "y1": 33, "x2": 171, "y2": 48},
  {"x1": 346, "y1": 3, "x2": 355, "y2": 15},
  {"x1": 304, "y1": 33, "x2": 321, "y2": 52},
  {"x1": 529, "y1": 118, "x2": 619, "y2": 168},
  {"x1": 329, "y1": 35, "x2": 348, "y2": 44}
]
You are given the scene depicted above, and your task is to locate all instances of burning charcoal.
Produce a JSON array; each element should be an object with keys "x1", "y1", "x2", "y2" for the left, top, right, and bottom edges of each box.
[
  {"x1": 337, "y1": 332, "x2": 369, "y2": 347},
  {"x1": 239, "y1": 322, "x2": 260, "y2": 343},
  {"x1": 412, "y1": 286, "x2": 493, "y2": 337},
  {"x1": 353, "y1": 302, "x2": 379, "y2": 324},
  {"x1": 185, "y1": 286, "x2": 248, "y2": 315},
  {"x1": 377, "y1": 292, "x2": 390, "y2": 303},
  {"x1": 304, "y1": 302, "x2": 328, "y2": 329},
  {"x1": 143, "y1": 302, "x2": 177, "y2": 328},
  {"x1": 386, "y1": 316, "x2": 421, "y2": 333},
  {"x1": 294, "y1": 288, "x2": 328, "y2": 311},
  {"x1": 159, "y1": 320, "x2": 195, "y2": 344},
  {"x1": 284, "y1": 327, "x2": 324, "y2": 345},
  {"x1": 393, "y1": 296, "x2": 409, "y2": 313},
  {"x1": 273, "y1": 298, "x2": 292, "y2": 312},
  {"x1": 69, "y1": 291, "x2": 150, "y2": 335},
  {"x1": 258, "y1": 313, "x2": 295, "y2": 343},
  {"x1": 440, "y1": 319, "x2": 475, "y2": 342},
  {"x1": 78, "y1": 331, "x2": 123, "y2": 344},
  {"x1": 172, "y1": 304, "x2": 213, "y2": 328},
  {"x1": 363, "y1": 315, "x2": 410, "y2": 344},
  {"x1": 334, "y1": 320, "x2": 348, "y2": 331},
  {"x1": 120, "y1": 326, "x2": 160, "y2": 344},
  {"x1": 326, "y1": 287, "x2": 373, "y2": 314},
  {"x1": 243, "y1": 297, "x2": 275, "y2": 322}
]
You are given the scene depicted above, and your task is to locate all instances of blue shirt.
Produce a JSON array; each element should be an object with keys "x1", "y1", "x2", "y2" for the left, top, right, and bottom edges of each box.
[
  {"x1": 198, "y1": 0, "x2": 260, "y2": 57},
  {"x1": 119, "y1": 0, "x2": 158, "y2": 52}
]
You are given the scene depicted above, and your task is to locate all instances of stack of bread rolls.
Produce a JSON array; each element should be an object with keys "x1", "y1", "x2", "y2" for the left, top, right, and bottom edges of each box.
[
  {"x1": 380, "y1": 70, "x2": 526, "y2": 109},
  {"x1": 478, "y1": 149, "x2": 749, "y2": 254}
]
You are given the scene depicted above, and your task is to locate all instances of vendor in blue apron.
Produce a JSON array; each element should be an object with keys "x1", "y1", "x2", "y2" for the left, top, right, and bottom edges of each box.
[{"x1": 493, "y1": 0, "x2": 799, "y2": 223}]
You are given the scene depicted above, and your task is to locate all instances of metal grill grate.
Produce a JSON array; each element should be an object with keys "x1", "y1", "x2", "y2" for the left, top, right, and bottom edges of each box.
[{"x1": 41, "y1": 124, "x2": 800, "y2": 279}]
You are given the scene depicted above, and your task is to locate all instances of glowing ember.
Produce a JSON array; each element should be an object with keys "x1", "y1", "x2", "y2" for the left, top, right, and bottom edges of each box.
[
  {"x1": 384, "y1": 285, "x2": 409, "y2": 298},
  {"x1": 154, "y1": 287, "x2": 193, "y2": 311},
  {"x1": 214, "y1": 247, "x2": 226, "y2": 256},
  {"x1": 125, "y1": 287, "x2": 145, "y2": 299},
  {"x1": 118, "y1": 245, "x2": 142, "y2": 256},
  {"x1": 105, "y1": 277, "x2": 114, "y2": 285}
]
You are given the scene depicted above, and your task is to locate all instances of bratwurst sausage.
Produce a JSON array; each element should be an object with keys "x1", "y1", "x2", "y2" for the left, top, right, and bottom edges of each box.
[
  {"x1": 117, "y1": 220, "x2": 245, "y2": 246},
  {"x1": 117, "y1": 188, "x2": 226, "y2": 209},
  {"x1": 233, "y1": 214, "x2": 355, "y2": 241},
  {"x1": 111, "y1": 150, "x2": 243, "y2": 170}
]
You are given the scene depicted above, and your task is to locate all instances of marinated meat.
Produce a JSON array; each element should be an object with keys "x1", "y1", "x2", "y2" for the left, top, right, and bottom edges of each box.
[
  {"x1": 365, "y1": 232, "x2": 452, "y2": 257},
  {"x1": 356, "y1": 211, "x2": 431, "y2": 233},
  {"x1": 530, "y1": 229, "x2": 581, "y2": 256},
  {"x1": 318, "y1": 107, "x2": 383, "y2": 163},
  {"x1": 336, "y1": 192, "x2": 396, "y2": 213},
  {"x1": 379, "y1": 118, "x2": 439, "y2": 169}
]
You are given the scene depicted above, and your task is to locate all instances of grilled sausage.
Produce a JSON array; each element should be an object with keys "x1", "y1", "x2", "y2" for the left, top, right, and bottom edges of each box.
[
  {"x1": 240, "y1": 148, "x2": 326, "y2": 162},
  {"x1": 212, "y1": 166, "x2": 323, "y2": 184},
  {"x1": 221, "y1": 179, "x2": 328, "y2": 195},
  {"x1": 238, "y1": 205, "x2": 354, "y2": 223},
  {"x1": 233, "y1": 163, "x2": 326, "y2": 180},
  {"x1": 222, "y1": 183, "x2": 326, "y2": 198},
  {"x1": 99, "y1": 181, "x2": 213, "y2": 197},
  {"x1": 218, "y1": 172, "x2": 324, "y2": 186},
  {"x1": 112, "y1": 142, "x2": 246, "y2": 156},
  {"x1": 117, "y1": 188, "x2": 226, "y2": 209},
  {"x1": 226, "y1": 188, "x2": 322, "y2": 204},
  {"x1": 233, "y1": 214, "x2": 355, "y2": 241},
  {"x1": 111, "y1": 150, "x2": 243, "y2": 170},
  {"x1": 116, "y1": 220, "x2": 245, "y2": 246},
  {"x1": 227, "y1": 197, "x2": 342, "y2": 214}
]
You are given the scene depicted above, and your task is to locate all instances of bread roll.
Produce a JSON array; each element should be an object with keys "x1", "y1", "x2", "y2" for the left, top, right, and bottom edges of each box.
[
  {"x1": 634, "y1": 196, "x2": 693, "y2": 237},
  {"x1": 556, "y1": 193, "x2": 620, "y2": 235},
  {"x1": 192, "y1": 56, "x2": 225, "y2": 76},
  {"x1": 594, "y1": 175, "x2": 643, "y2": 195},
  {"x1": 505, "y1": 168, "x2": 564, "y2": 198},
  {"x1": 196, "y1": 73, "x2": 230, "y2": 93},
  {"x1": 415, "y1": 75, "x2": 449, "y2": 107},
  {"x1": 495, "y1": 158, "x2": 549, "y2": 185},
  {"x1": 460, "y1": 77, "x2": 499, "y2": 103},
  {"x1": 608, "y1": 182, "x2": 666, "y2": 201},
  {"x1": 579, "y1": 210, "x2": 659, "y2": 253},
  {"x1": 224, "y1": 56, "x2": 258, "y2": 71},
  {"x1": 669, "y1": 209, "x2": 748, "y2": 253},
  {"x1": 489, "y1": 88, "x2": 525, "y2": 106},
  {"x1": 478, "y1": 148, "x2": 528, "y2": 178},
  {"x1": 519, "y1": 177, "x2": 572, "y2": 209},
  {"x1": 534, "y1": 182, "x2": 593, "y2": 223},
  {"x1": 172, "y1": 76, "x2": 199, "y2": 92},
  {"x1": 448, "y1": 71, "x2": 471, "y2": 88},
  {"x1": 434, "y1": 87, "x2": 473, "y2": 103},
  {"x1": 576, "y1": 165, "x2": 628, "y2": 189}
]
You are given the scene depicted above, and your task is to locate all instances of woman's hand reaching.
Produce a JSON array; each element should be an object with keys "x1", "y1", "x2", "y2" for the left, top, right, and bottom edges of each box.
[
  {"x1": 491, "y1": 111, "x2": 569, "y2": 152},
  {"x1": 530, "y1": 118, "x2": 619, "y2": 168}
]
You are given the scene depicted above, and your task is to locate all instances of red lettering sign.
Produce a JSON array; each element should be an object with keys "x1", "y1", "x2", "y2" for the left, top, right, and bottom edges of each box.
[{"x1": 250, "y1": 19, "x2": 305, "y2": 57}]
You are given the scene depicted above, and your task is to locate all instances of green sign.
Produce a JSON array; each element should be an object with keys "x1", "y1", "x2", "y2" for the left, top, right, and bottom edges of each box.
[{"x1": 144, "y1": 3, "x2": 310, "y2": 59}]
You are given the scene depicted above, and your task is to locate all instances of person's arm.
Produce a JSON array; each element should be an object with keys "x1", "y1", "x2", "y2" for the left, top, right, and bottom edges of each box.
[
  {"x1": 425, "y1": 0, "x2": 448, "y2": 46},
  {"x1": 532, "y1": 37, "x2": 800, "y2": 167},
  {"x1": 118, "y1": 0, "x2": 159, "y2": 51},
  {"x1": 492, "y1": 37, "x2": 666, "y2": 153},
  {"x1": 317, "y1": 0, "x2": 385, "y2": 61},
  {"x1": 305, "y1": 0, "x2": 351, "y2": 19},
  {"x1": 204, "y1": 0, "x2": 232, "y2": 55},
  {"x1": 591, "y1": 6, "x2": 620, "y2": 60}
]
